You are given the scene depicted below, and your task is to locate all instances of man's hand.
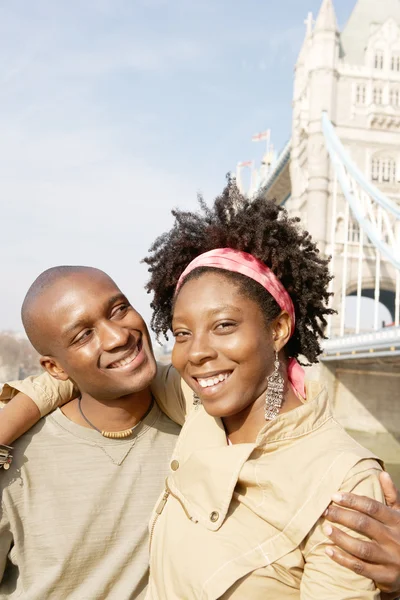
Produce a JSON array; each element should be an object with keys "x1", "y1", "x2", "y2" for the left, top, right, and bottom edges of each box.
[{"x1": 324, "y1": 471, "x2": 400, "y2": 598}]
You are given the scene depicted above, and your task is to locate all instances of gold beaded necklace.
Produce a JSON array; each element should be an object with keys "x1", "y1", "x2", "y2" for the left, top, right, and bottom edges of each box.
[{"x1": 78, "y1": 395, "x2": 154, "y2": 439}]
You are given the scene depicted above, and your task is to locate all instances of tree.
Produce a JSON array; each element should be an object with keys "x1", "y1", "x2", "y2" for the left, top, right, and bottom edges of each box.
[{"x1": 0, "y1": 332, "x2": 42, "y2": 381}]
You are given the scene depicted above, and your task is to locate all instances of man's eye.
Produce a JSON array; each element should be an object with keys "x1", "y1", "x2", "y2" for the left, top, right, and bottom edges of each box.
[
  {"x1": 75, "y1": 330, "x2": 92, "y2": 344},
  {"x1": 112, "y1": 304, "x2": 130, "y2": 317}
]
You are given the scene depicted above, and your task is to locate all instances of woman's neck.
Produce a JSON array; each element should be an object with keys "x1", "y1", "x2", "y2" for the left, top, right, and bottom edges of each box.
[{"x1": 223, "y1": 386, "x2": 303, "y2": 445}]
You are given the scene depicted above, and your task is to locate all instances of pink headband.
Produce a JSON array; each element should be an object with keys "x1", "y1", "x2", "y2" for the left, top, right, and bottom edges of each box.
[
  {"x1": 175, "y1": 248, "x2": 305, "y2": 399},
  {"x1": 176, "y1": 248, "x2": 295, "y2": 334}
]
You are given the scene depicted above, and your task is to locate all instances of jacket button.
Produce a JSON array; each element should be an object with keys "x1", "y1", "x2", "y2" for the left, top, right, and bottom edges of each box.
[
  {"x1": 170, "y1": 460, "x2": 179, "y2": 471},
  {"x1": 210, "y1": 511, "x2": 219, "y2": 522}
]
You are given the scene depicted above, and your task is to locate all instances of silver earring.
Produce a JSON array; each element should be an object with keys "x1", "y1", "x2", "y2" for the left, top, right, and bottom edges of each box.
[
  {"x1": 265, "y1": 351, "x2": 284, "y2": 421},
  {"x1": 193, "y1": 393, "x2": 201, "y2": 408}
]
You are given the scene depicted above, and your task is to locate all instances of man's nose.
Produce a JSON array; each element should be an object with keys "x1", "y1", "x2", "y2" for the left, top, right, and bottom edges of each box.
[{"x1": 100, "y1": 321, "x2": 130, "y2": 351}]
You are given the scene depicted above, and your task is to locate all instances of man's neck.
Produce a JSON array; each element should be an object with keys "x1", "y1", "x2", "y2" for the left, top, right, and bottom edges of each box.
[{"x1": 61, "y1": 387, "x2": 153, "y2": 433}]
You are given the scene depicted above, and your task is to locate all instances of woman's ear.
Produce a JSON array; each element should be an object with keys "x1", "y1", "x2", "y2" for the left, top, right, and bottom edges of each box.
[
  {"x1": 272, "y1": 311, "x2": 292, "y2": 353},
  {"x1": 40, "y1": 356, "x2": 70, "y2": 381}
]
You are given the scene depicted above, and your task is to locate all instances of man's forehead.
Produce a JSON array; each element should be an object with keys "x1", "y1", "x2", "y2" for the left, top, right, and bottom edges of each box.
[{"x1": 40, "y1": 275, "x2": 124, "y2": 325}]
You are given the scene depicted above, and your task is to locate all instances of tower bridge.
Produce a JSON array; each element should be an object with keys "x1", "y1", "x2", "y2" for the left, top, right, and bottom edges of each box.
[{"x1": 237, "y1": 0, "x2": 400, "y2": 476}]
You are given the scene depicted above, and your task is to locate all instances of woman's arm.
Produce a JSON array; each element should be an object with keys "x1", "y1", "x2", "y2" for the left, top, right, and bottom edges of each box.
[
  {"x1": 324, "y1": 471, "x2": 400, "y2": 599},
  {"x1": 0, "y1": 373, "x2": 76, "y2": 446}
]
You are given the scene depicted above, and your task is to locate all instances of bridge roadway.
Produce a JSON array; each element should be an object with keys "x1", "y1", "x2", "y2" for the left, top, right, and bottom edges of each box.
[{"x1": 321, "y1": 326, "x2": 400, "y2": 361}]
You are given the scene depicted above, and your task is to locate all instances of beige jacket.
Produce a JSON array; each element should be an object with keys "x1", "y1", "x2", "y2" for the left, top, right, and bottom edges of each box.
[{"x1": 1, "y1": 368, "x2": 383, "y2": 599}]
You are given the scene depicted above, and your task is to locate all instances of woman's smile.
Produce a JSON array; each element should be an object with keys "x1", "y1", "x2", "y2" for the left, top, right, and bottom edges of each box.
[{"x1": 190, "y1": 370, "x2": 232, "y2": 396}]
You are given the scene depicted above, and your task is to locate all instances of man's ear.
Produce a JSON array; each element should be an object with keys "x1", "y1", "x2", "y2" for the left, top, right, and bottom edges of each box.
[{"x1": 40, "y1": 356, "x2": 70, "y2": 381}]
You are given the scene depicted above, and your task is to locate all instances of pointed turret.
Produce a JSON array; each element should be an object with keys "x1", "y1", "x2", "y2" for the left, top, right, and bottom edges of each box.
[
  {"x1": 314, "y1": 0, "x2": 338, "y2": 33},
  {"x1": 296, "y1": 12, "x2": 313, "y2": 68},
  {"x1": 303, "y1": 0, "x2": 339, "y2": 252},
  {"x1": 297, "y1": 30, "x2": 310, "y2": 66}
]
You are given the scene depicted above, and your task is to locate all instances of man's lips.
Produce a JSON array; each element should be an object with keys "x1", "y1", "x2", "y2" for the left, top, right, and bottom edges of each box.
[{"x1": 106, "y1": 339, "x2": 143, "y2": 369}]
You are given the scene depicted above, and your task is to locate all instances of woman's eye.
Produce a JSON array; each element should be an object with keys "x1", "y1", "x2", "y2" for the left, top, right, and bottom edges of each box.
[
  {"x1": 173, "y1": 331, "x2": 189, "y2": 338},
  {"x1": 216, "y1": 322, "x2": 236, "y2": 330}
]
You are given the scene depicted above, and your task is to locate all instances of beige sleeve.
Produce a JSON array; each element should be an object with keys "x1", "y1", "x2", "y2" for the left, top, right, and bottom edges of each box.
[
  {"x1": 150, "y1": 363, "x2": 193, "y2": 426},
  {"x1": 300, "y1": 459, "x2": 383, "y2": 600},
  {"x1": 0, "y1": 503, "x2": 12, "y2": 582},
  {"x1": 0, "y1": 373, "x2": 76, "y2": 417}
]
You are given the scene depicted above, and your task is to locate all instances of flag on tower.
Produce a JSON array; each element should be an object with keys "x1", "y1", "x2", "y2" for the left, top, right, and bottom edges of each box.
[
  {"x1": 251, "y1": 130, "x2": 270, "y2": 143},
  {"x1": 237, "y1": 160, "x2": 254, "y2": 168}
]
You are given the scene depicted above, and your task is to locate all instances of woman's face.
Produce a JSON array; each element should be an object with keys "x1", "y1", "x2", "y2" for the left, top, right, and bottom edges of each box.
[{"x1": 171, "y1": 272, "x2": 276, "y2": 418}]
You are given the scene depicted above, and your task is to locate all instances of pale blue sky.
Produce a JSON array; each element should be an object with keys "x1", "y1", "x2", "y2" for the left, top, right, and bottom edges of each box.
[{"x1": 1, "y1": 0, "x2": 356, "y2": 334}]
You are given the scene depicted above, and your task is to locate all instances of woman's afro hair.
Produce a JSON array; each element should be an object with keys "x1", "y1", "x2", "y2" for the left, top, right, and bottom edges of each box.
[{"x1": 143, "y1": 178, "x2": 334, "y2": 364}]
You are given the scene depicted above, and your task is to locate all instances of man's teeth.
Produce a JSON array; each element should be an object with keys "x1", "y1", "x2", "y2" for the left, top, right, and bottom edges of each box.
[
  {"x1": 197, "y1": 373, "x2": 230, "y2": 388},
  {"x1": 109, "y1": 347, "x2": 139, "y2": 368}
]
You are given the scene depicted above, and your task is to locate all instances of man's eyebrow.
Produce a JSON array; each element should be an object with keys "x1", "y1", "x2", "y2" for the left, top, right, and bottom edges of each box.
[
  {"x1": 62, "y1": 293, "x2": 129, "y2": 338},
  {"x1": 62, "y1": 318, "x2": 91, "y2": 339},
  {"x1": 106, "y1": 293, "x2": 128, "y2": 308}
]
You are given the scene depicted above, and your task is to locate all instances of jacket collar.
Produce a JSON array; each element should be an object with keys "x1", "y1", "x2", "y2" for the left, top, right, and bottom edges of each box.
[
  {"x1": 255, "y1": 382, "x2": 331, "y2": 446},
  {"x1": 167, "y1": 382, "x2": 331, "y2": 531}
]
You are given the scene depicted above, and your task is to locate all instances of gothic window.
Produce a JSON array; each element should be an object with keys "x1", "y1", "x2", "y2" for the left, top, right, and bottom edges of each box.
[
  {"x1": 374, "y1": 50, "x2": 384, "y2": 69},
  {"x1": 371, "y1": 156, "x2": 397, "y2": 184},
  {"x1": 390, "y1": 88, "x2": 400, "y2": 106},
  {"x1": 371, "y1": 158, "x2": 380, "y2": 181},
  {"x1": 348, "y1": 220, "x2": 361, "y2": 243},
  {"x1": 356, "y1": 84, "x2": 366, "y2": 105},
  {"x1": 373, "y1": 87, "x2": 383, "y2": 104},
  {"x1": 391, "y1": 54, "x2": 400, "y2": 72}
]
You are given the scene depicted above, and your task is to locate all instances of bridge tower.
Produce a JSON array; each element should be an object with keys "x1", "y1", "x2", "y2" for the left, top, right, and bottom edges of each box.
[
  {"x1": 291, "y1": 0, "x2": 339, "y2": 253},
  {"x1": 253, "y1": 0, "x2": 400, "y2": 458},
  {"x1": 288, "y1": 0, "x2": 400, "y2": 334}
]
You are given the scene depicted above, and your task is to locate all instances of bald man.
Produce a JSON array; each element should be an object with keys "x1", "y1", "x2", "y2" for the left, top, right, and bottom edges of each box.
[{"x1": 0, "y1": 266, "x2": 184, "y2": 600}]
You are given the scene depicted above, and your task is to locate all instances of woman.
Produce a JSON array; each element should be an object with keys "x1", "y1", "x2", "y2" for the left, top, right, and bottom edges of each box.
[
  {"x1": 1, "y1": 182, "x2": 400, "y2": 597},
  {"x1": 142, "y1": 181, "x2": 395, "y2": 598}
]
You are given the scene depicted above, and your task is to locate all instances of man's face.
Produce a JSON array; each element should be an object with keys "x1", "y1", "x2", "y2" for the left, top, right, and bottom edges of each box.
[{"x1": 40, "y1": 271, "x2": 156, "y2": 401}]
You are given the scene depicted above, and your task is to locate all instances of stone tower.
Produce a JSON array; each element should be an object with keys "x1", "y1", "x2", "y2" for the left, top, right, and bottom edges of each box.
[
  {"x1": 287, "y1": 0, "x2": 400, "y2": 332},
  {"x1": 290, "y1": 0, "x2": 340, "y2": 252},
  {"x1": 289, "y1": 0, "x2": 400, "y2": 257}
]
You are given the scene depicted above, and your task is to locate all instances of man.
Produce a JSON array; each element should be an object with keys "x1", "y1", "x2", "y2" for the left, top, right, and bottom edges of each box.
[{"x1": 0, "y1": 266, "x2": 185, "y2": 599}]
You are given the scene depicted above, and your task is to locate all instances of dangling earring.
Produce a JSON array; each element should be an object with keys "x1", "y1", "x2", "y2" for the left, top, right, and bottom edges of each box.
[
  {"x1": 265, "y1": 351, "x2": 284, "y2": 421},
  {"x1": 193, "y1": 393, "x2": 201, "y2": 408}
]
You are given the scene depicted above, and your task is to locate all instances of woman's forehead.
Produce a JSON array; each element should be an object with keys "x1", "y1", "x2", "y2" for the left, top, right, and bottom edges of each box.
[{"x1": 173, "y1": 272, "x2": 258, "y2": 319}]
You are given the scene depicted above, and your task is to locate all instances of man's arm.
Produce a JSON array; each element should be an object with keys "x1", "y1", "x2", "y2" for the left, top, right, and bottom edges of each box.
[
  {"x1": 325, "y1": 471, "x2": 400, "y2": 600},
  {"x1": 0, "y1": 373, "x2": 76, "y2": 444},
  {"x1": 0, "y1": 504, "x2": 13, "y2": 584},
  {"x1": 300, "y1": 461, "x2": 384, "y2": 599},
  {"x1": 150, "y1": 364, "x2": 193, "y2": 426}
]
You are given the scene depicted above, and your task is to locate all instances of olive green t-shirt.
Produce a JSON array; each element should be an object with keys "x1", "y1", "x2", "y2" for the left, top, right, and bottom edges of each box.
[{"x1": 0, "y1": 398, "x2": 180, "y2": 599}]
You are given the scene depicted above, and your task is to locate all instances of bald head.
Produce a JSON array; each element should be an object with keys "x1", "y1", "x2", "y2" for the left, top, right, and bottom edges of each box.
[{"x1": 22, "y1": 266, "x2": 115, "y2": 355}]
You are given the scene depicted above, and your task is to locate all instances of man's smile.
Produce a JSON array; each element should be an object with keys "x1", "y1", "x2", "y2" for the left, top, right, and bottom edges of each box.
[{"x1": 106, "y1": 338, "x2": 144, "y2": 371}]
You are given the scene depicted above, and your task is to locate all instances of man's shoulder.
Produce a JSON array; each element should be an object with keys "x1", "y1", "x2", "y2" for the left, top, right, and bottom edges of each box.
[
  {"x1": 6, "y1": 412, "x2": 67, "y2": 468},
  {"x1": 150, "y1": 363, "x2": 192, "y2": 426},
  {"x1": 0, "y1": 415, "x2": 62, "y2": 493},
  {"x1": 152, "y1": 402, "x2": 181, "y2": 436}
]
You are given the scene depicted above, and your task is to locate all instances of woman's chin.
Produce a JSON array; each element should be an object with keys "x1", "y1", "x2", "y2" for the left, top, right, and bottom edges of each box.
[{"x1": 201, "y1": 398, "x2": 240, "y2": 419}]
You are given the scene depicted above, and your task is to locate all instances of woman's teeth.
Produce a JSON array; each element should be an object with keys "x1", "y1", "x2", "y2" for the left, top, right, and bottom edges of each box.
[{"x1": 197, "y1": 373, "x2": 230, "y2": 388}]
